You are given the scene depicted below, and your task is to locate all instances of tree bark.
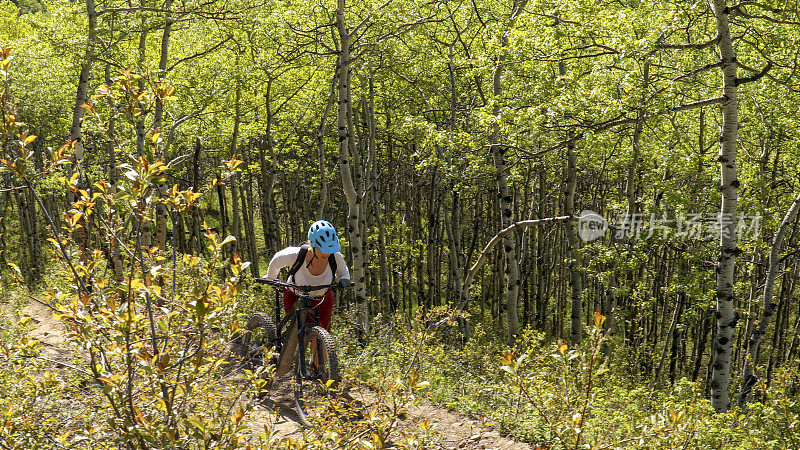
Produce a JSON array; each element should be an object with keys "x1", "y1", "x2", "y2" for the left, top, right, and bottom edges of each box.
[
  {"x1": 490, "y1": 0, "x2": 526, "y2": 343},
  {"x1": 242, "y1": 150, "x2": 260, "y2": 277},
  {"x1": 564, "y1": 139, "x2": 583, "y2": 347},
  {"x1": 154, "y1": 0, "x2": 173, "y2": 251},
  {"x1": 189, "y1": 138, "x2": 203, "y2": 255},
  {"x1": 710, "y1": 0, "x2": 740, "y2": 412},
  {"x1": 136, "y1": 2, "x2": 151, "y2": 247},
  {"x1": 229, "y1": 81, "x2": 243, "y2": 256},
  {"x1": 68, "y1": 0, "x2": 96, "y2": 257},
  {"x1": 0, "y1": 183, "x2": 7, "y2": 269},
  {"x1": 738, "y1": 191, "x2": 800, "y2": 407},
  {"x1": 317, "y1": 71, "x2": 337, "y2": 218},
  {"x1": 336, "y1": 0, "x2": 369, "y2": 340},
  {"x1": 459, "y1": 216, "x2": 574, "y2": 313},
  {"x1": 257, "y1": 82, "x2": 280, "y2": 256}
]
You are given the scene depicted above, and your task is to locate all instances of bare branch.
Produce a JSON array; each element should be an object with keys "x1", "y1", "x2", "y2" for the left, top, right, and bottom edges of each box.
[
  {"x1": 527, "y1": 96, "x2": 728, "y2": 158},
  {"x1": 673, "y1": 60, "x2": 724, "y2": 81},
  {"x1": 166, "y1": 37, "x2": 232, "y2": 72},
  {"x1": 657, "y1": 35, "x2": 720, "y2": 50},
  {"x1": 352, "y1": 0, "x2": 395, "y2": 34},
  {"x1": 23, "y1": 355, "x2": 94, "y2": 377},
  {"x1": 735, "y1": 8, "x2": 800, "y2": 25},
  {"x1": 736, "y1": 61, "x2": 773, "y2": 86},
  {"x1": 670, "y1": 95, "x2": 728, "y2": 111}
]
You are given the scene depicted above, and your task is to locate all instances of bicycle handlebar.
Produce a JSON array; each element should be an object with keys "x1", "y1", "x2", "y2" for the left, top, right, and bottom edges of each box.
[{"x1": 254, "y1": 278, "x2": 345, "y2": 293}]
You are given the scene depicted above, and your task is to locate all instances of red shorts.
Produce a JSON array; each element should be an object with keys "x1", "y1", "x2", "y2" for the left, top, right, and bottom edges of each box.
[{"x1": 283, "y1": 289, "x2": 334, "y2": 331}]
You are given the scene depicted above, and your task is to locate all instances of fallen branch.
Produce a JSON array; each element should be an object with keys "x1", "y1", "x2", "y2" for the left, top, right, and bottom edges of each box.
[
  {"x1": 0, "y1": 185, "x2": 28, "y2": 193},
  {"x1": 457, "y1": 215, "x2": 575, "y2": 310}
]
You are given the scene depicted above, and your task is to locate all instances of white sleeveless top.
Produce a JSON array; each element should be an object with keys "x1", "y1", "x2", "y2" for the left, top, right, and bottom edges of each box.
[{"x1": 265, "y1": 246, "x2": 350, "y2": 296}]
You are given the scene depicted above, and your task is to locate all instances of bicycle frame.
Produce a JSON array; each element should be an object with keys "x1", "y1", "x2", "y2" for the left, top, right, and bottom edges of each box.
[{"x1": 256, "y1": 279, "x2": 337, "y2": 380}]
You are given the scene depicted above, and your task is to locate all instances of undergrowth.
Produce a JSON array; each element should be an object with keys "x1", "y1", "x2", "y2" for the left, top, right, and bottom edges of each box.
[{"x1": 337, "y1": 306, "x2": 800, "y2": 449}]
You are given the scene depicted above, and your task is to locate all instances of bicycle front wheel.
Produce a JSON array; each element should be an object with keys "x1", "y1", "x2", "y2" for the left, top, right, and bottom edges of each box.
[
  {"x1": 294, "y1": 325, "x2": 340, "y2": 426},
  {"x1": 240, "y1": 312, "x2": 278, "y2": 367}
]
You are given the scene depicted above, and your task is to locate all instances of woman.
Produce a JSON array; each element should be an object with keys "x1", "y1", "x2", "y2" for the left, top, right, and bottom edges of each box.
[{"x1": 264, "y1": 220, "x2": 350, "y2": 331}]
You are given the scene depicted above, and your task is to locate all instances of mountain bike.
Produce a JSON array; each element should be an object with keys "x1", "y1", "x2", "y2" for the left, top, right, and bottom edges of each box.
[{"x1": 240, "y1": 279, "x2": 344, "y2": 426}]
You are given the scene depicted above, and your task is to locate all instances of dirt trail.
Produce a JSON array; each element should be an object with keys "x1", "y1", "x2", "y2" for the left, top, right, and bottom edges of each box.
[
  {"x1": 20, "y1": 299, "x2": 74, "y2": 363},
  {"x1": 15, "y1": 298, "x2": 534, "y2": 449},
  {"x1": 246, "y1": 382, "x2": 533, "y2": 449}
]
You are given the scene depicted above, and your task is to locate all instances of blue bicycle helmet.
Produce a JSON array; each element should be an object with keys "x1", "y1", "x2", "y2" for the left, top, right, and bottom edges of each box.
[{"x1": 308, "y1": 220, "x2": 341, "y2": 254}]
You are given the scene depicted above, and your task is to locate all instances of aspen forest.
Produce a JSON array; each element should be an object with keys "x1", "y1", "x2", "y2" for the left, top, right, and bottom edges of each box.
[{"x1": 3, "y1": 0, "x2": 800, "y2": 447}]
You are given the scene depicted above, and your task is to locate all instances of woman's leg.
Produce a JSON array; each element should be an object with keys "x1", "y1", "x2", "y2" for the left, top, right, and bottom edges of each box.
[
  {"x1": 313, "y1": 290, "x2": 334, "y2": 331},
  {"x1": 283, "y1": 289, "x2": 299, "y2": 312}
]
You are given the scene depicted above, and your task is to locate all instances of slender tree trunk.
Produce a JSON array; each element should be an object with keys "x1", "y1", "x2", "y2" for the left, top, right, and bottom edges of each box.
[
  {"x1": 656, "y1": 293, "x2": 684, "y2": 384},
  {"x1": 257, "y1": 83, "x2": 280, "y2": 256},
  {"x1": 14, "y1": 190, "x2": 35, "y2": 284},
  {"x1": 489, "y1": 1, "x2": 526, "y2": 343},
  {"x1": 336, "y1": 0, "x2": 369, "y2": 340},
  {"x1": 766, "y1": 278, "x2": 791, "y2": 388},
  {"x1": 317, "y1": 71, "x2": 337, "y2": 218},
  {"x1": 693, "y1": 308, "x2": 711, "y2": 382},
  {"x1": 154, "y1": 0, "x2": 173, "y2": 250},
  {"x1": 243, "y1": 152, "x2": 260, "y2": 277},
  {"x1": 216, "y1": 183, "x2": 228, "y2": 239},
  {"x1": 564, "y1": 139, "x2": 583, "y2": 347},
  {"x1": 70, "y1": 0, "x2": 96, "y2": 145},
  {"x1": 103, "y1": 65, "x2": 125, "y2": 283},
  {"x1": 229, "y1": 81, "x2": 243, "y2": 255},
  {"x1": 189, "y1": 138, "x2": 203, "y2": 255},
  {"x1": 710, "y1": 0, "x2": 740, "y2": 413},
  {"x1": 738, "y1": 191, "x2": 800, "y2": 407},
  {"x1": 69, "y1": 0, "x2": 96, "y2": 257},
  {"x1": 136, "y1": 5, "x2": 151, "y2": 247},
  {"x1": 0, "y1": 184, "x2": 7, "y2": 269}
]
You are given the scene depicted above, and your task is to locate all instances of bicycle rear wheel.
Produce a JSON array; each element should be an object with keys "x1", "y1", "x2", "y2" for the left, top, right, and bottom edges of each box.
[
  {"x1": 240, "y1": 312, "x2": 278, "y2": 367},
  {"x1": 294, "y1": 325, "x2": 340, "y2": 426}
]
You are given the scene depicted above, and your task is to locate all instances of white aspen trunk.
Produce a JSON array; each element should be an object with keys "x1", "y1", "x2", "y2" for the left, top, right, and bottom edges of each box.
[
  {"x1": 738, "y1": 191, "x2": 800, "y2": 407},
  {"x1": 710, "y1": 0, "x2": 740, "y2": 413},
  {"x1": 257, "y1": 81, "x2": 279, "y2": 256},
  {"x1": 239, "y1": 146, "x2": 259, "y2": 275},
  {"x1": 154, "y1": 0, "x2": 173, "y2": 251},
  {"x1": 564, "y1": 140, "x2": 583, "y2": 346},
  {"x1": 491, "y1": 2, "x2": 525, "y2": 343},
  {"x1": 136, "y1": 6, "x2": 151, "y2": 247},
  {"x1": 102, "y1": 65, "x2": 125, "y2": 283},
  {"x1": 446, "y1": 58, "x2": 466, "y2": 314},
  {"x1": 229, "y1": 81, "x2": 243, "y2": 256},
  {"x1": 444, "y1": 200, "x2": 464, "y2": 306},
  {"x1": 336, "y1": 0, "x2": 369, "y2": 339},
  {"x1": 317, "y1": 72, "x2": 337, "y2": 218},
  {"x1": 366, "y1": 69, "x2": 390, "y2": 308},
  {"x1": 190, "y1": 138, "x2": 203, "y2": 255},
  {"x1": 0, "y1": 181, "x2": 7, "y2": 269}
]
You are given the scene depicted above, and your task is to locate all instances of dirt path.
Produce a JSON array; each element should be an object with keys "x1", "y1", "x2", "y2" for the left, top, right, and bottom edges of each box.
[
  {"x1": 16, "y1": 298, "x2": 534, "y2": 449},
  {"x1": 20, "y1": 299, "x2": 74, "y2": 363},
  {"x1": 245, "y1": 377, "x2": 534, "y2": 449}
]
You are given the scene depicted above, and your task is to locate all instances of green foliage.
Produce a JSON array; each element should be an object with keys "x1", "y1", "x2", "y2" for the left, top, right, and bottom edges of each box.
[
  {"x1": 3, "y1": 0, "x2": 800, "y2": 445},
  {"x1": 344, "y1": 310, "x2": 800, "y2": 449}
]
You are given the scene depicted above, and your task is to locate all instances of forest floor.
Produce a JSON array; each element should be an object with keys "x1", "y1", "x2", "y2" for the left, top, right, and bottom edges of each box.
[{"x1": 13, "y1": 297, "x2": 533, "y2": 449}]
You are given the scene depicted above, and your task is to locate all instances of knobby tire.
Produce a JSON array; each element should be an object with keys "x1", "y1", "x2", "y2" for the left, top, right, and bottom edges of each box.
[{"x1": 294, "y1": 325, "x2": 340, "y2": 426}]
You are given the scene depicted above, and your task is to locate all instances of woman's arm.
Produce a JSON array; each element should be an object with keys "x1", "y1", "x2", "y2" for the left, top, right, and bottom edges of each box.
[
  {"x1": 265, "y1": 247, "x2": 301, "y2": 280},
  {"x1": 334, "y1": 252, "x2": 350, "y2": 282}
]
